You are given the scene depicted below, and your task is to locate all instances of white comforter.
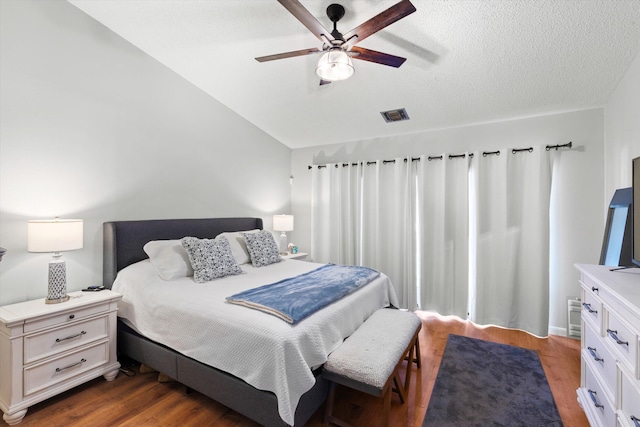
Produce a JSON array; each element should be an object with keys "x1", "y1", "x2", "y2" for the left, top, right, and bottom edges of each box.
[{"x1": 112, "y1": 259, "x2": 398, "y2": 426}]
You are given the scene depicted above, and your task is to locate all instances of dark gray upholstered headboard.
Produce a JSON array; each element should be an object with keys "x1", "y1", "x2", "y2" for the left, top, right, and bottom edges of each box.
[{"x1": 102, "y1": 217, "x2": 263, "y2": 288}]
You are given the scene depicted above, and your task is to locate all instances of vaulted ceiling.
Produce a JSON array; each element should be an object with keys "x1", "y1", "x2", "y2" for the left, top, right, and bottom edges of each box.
[{"x1": 68, "y1": 0, "x2": 640, "y2": 149}]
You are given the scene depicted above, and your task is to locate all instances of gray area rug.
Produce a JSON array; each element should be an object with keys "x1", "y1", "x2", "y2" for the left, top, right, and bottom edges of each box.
[{"x1": 422, "y1": 334, "x2": 563, "y2": 427}]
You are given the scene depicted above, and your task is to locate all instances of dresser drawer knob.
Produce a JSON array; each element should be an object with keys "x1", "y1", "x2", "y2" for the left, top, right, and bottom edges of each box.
[
  {"x1": 55, "y1": 331, "x2": 87, "y2": 343},
  {"x1": 631, "y1": 415, "x2": 639, "y2": 427},
  {"x1": 588, "y1": 389, "x2": 604, "y2": 409},
  {"x1": 69, "y1": 314, "x2": 75, "y2": 320},
  {"x1": 587, "y1": 346, "x2": 604, "y2": 363},
  {"x1": 582, "y1": 303, "x2": 597, "y2": 314},
  {"x1": 55, "y1": 358, "x2": 87, "y2": 373},
  {"x1": 606, "y1": 329, "x2": 629, "y2": 346},
  {"x1": 591, "y1": 286, "x2": 599, "y2": 293}
]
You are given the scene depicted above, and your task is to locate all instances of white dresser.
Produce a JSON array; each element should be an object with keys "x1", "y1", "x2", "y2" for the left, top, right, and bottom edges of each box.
[
  {"x1": 0, "y1": 290, "x2": 121, "y2": 425},
  {"x1": 576, "y1": 264, "x2": 640, "y2": 427}
]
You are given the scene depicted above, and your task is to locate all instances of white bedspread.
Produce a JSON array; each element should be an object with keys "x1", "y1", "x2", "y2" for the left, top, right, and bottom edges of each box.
[{"x1": 112, "y1": 259, "x2": 398, "y2": 426}]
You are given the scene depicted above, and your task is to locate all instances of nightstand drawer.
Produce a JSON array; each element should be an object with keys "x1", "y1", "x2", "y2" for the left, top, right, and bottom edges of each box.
[
  {"x1": 23, "y1": 340, "x2": 109, "y2": 396},
  {"x1": 24, "y1": 303, "x2": 108, "y2": 333},
  {"x1": 24, "y1": 315, "x2": 109, "y2": 364},
  {"x1": 606, "y1": 311, "x2": 638, "y2": 377},
  {"x1": 584, "y1": 320, "x2": 617, "y2": 397}
]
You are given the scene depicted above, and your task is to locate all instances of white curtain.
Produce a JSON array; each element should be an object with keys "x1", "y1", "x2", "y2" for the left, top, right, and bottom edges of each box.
[
  {"x1": 310, "y1": 163, "x2": 362, "y2": 265},
  {"x1": 415, "y1": 154, "x2": 470, "y2": 318},
  {"x1": 360, "y1": 159, "x2": 415, "y2": 309},
  {"x1": 470, "y1": 147, "x2": 552, "y2": 336},
  {"x1": 309, "y1": 146, "x2": 555, "y2": 335}
]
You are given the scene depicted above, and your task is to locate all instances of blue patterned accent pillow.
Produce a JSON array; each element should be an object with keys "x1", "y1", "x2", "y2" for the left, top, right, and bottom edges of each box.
[
  {"x1": 181, "y1": 236, "x2": 243, "y2": 283},
  {"x1": 242, "y1": 230, "x2": 282, "y2": 268}
]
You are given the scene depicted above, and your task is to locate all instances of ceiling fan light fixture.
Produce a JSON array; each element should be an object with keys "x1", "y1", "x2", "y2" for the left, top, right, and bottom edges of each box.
[{"x1": 316, "y1": 48, "x2": 354, "y2": 81}]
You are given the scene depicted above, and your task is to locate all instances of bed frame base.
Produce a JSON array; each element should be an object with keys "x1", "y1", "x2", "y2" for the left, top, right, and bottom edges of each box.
[{"x1": 118, "y1": 321, "x2": 328, "y2": 427}]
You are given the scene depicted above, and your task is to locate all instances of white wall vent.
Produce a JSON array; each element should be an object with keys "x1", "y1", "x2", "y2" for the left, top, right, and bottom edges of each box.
[{"x1": 380, "y1": 108, "x2": 410, "y2": 123}]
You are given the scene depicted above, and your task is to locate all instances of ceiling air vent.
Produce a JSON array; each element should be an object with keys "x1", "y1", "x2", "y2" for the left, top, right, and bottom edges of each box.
[{"x1": 380, "y1": 108, "x2": 410, "y2": 123}]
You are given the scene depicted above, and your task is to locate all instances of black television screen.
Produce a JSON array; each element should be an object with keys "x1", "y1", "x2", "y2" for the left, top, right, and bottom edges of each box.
[
  {"x1": 633, "y1": 156, "x2": 640, "y2": 266},
  {"x1": 601, "y1": 187, "x2": 632, "y2": 266}
]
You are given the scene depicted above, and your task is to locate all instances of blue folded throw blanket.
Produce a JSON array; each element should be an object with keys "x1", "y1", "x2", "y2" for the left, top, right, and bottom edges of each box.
[{"x1": 226, "y1": 264, "x2": 380, "y2": 324}]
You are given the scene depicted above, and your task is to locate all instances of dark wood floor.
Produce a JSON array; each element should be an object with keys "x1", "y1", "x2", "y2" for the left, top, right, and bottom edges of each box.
[{"x1": 13, "y1": 311, "x2": 588, "y2": 427}]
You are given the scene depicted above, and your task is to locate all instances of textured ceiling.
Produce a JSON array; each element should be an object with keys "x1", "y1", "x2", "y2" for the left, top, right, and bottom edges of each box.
[{"x1": 67, "y1": 0, "x2": 640, "y2": 149}]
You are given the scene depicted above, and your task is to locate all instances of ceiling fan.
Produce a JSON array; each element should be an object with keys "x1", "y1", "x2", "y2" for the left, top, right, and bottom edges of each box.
[{"x1": 255, "y1": 0, "x2": 417, "y2": 84}]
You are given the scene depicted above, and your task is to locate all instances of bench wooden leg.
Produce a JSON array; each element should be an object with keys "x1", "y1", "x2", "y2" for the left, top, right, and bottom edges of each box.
[
  {"x1": 383, "y1": 387, "x2": 392, "y2": 427},
  {"x1": 324, "y1": 382, "x2": 336, "y2": 426},
  {"x1": 404, "y1": 331, "x2": 422, "y2": 369},
  {"x1": 404, "y1": 338, "x2": 416, "y2": 394},
  {"x1": 324, "y1": 383, "x2": 355, "y2": 427},
  {"x1": 393, "y1": 370, "x2": 407, "y2": 404}
]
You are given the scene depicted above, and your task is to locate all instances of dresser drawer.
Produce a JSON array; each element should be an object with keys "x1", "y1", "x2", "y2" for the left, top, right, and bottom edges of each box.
[
  {"x1": 23, "y1": 340, "x2": 109, "y2": 396},
  {"x1": 582, "y1": 284, "x2": 603, "y2": 332},
  {"x1": 24, "y1": 315, "x2": 109, "y2": 364},
  {"x1": 620, "y1": 369, "x2": 640, "y2": 427},
  {"x1": 584, "y1": 362, "x2": 617, "y2": 427},
  {"x1": 24, "y1": 303, "x2": 108, "y2": 333},
  {"x1": 606, "y1": 310, "x2": 638, "y2": 377},
  {"x1": 584, "y1": 321, "x2": 617, "y2": 398}
]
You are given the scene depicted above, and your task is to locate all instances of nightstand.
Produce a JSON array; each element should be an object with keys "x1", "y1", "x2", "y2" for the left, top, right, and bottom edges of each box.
[
  {"x1": 0, "y1": 290, "x2": 121, "y2": 425},
  {"x1": 281, "y1": 252, "x2": 309, "y2": 261}
]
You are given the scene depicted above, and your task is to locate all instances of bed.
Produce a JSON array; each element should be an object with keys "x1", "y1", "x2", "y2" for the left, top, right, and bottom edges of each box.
[{"x1": 103, "y1": 217, "x2": 398, "y2": 427}]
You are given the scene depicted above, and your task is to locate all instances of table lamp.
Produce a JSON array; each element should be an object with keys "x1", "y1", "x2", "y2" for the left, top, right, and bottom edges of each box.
[
  {"x1": 273, "y1": 215, "x2": 294, "y2": 255},
  {"x1": 28, "y1": 218, "x2": 83, "y2": 304}
]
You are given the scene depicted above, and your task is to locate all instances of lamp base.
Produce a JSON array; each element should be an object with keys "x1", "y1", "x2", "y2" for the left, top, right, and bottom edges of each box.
[
  {"x1": 279, "y1": 231, "x2": 288, "y2": 255},
  {"x1": 46, "y1": 257, "x2": 68, "y2": 304}
]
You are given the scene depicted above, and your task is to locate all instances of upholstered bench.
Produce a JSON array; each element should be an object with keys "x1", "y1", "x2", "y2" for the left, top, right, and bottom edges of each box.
[{"x1": 323, "y1": 308, "x2": 422, "y2": 427}]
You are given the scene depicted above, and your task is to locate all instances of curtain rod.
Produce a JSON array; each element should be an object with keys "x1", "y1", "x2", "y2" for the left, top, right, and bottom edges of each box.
[
  {"x1": 512, "y1": 147, "x2": 533, "y2": 154},
  {"x1": 308, "y1": 142, "x2": 572, "y2": 169},
  {"x1": 546, "y1": 141, "x2": 572, "y2": 151}
]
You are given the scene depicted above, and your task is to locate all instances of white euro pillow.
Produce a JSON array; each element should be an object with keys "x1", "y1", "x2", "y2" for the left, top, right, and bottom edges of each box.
[
  {"x1": 216, "y1": 229, "x2": 260, "y2": 264},
  {"x1": 143, "y1": 239, "x2": 193, "y2": 281}
]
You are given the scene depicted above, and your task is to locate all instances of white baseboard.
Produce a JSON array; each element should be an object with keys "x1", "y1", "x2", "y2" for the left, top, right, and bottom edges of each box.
[{"x1": 549, "y1": 325, "x2": 567, "y2": 337}]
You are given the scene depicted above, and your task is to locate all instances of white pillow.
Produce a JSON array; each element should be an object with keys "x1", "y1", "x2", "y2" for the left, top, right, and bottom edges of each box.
[
  {"x1": 216, "y1": 229, "x2": 260, "y2": 264},
  {"x1": 143, "y1": 239, "x2": 194, "y2": 281}
]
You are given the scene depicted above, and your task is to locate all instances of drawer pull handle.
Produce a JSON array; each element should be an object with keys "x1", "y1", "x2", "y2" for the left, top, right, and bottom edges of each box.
[
  {"x1": 591, "y1": 286, "x2": 599, "y2": 293},
  {"x1": 606, "y1": 329, "x2": 629, "y2": 346},
  {"x1": 582, "y1": 303, "x2": 597, "y2": 314},
  {"x1": 55, "y1": 331, "x2": 86, "y2": 343},
  {"x1": 587, "y1": 347, "x2": 603, "y2": 362},
  {"x1": 69, "y1": 314, "x2": 75, "y2": 320},
  {"x1": 55, "y1": 358, "x2": 87, "y2": 373},
  {"x1": 631, "y1": 415, "x2": 639, "y2": 427},
  {"x1": 588, "y1": 389, "x2": 604, "y2": 409}
]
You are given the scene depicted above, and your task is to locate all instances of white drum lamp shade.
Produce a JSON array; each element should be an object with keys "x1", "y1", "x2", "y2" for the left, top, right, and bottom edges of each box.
[
  {"x1": 28, "y1": 219, "x2": 83, "y2": 304},
  {"x1": 273, "y1": 215, "x2": 294, "y2": 255}
]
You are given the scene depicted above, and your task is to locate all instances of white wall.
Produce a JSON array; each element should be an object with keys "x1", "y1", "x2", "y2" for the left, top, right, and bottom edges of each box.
[
  {"x1": 0, "y1": 0, "x2": 291, "y2": 305},
  {"x1": 291, "y1": 109, "x2": 605, "y2": 335},
  {"x1": 604, "y1": 51, "x2": 640, "y2": 198}
]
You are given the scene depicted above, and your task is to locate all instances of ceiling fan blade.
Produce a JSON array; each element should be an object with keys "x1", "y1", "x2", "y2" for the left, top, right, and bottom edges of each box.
[
  {"x1": 255, "y1": 47, "x2": 321, "y2": 62},
  {"x1": 277, "y1": 0, "x2": 334, "y2": 42},
  {"x1": 343, "y1": 0, "x2": 416, "y2": 45},
  {"x1": 349, "y1": 46, "x2": 406, "y2": 68}
]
